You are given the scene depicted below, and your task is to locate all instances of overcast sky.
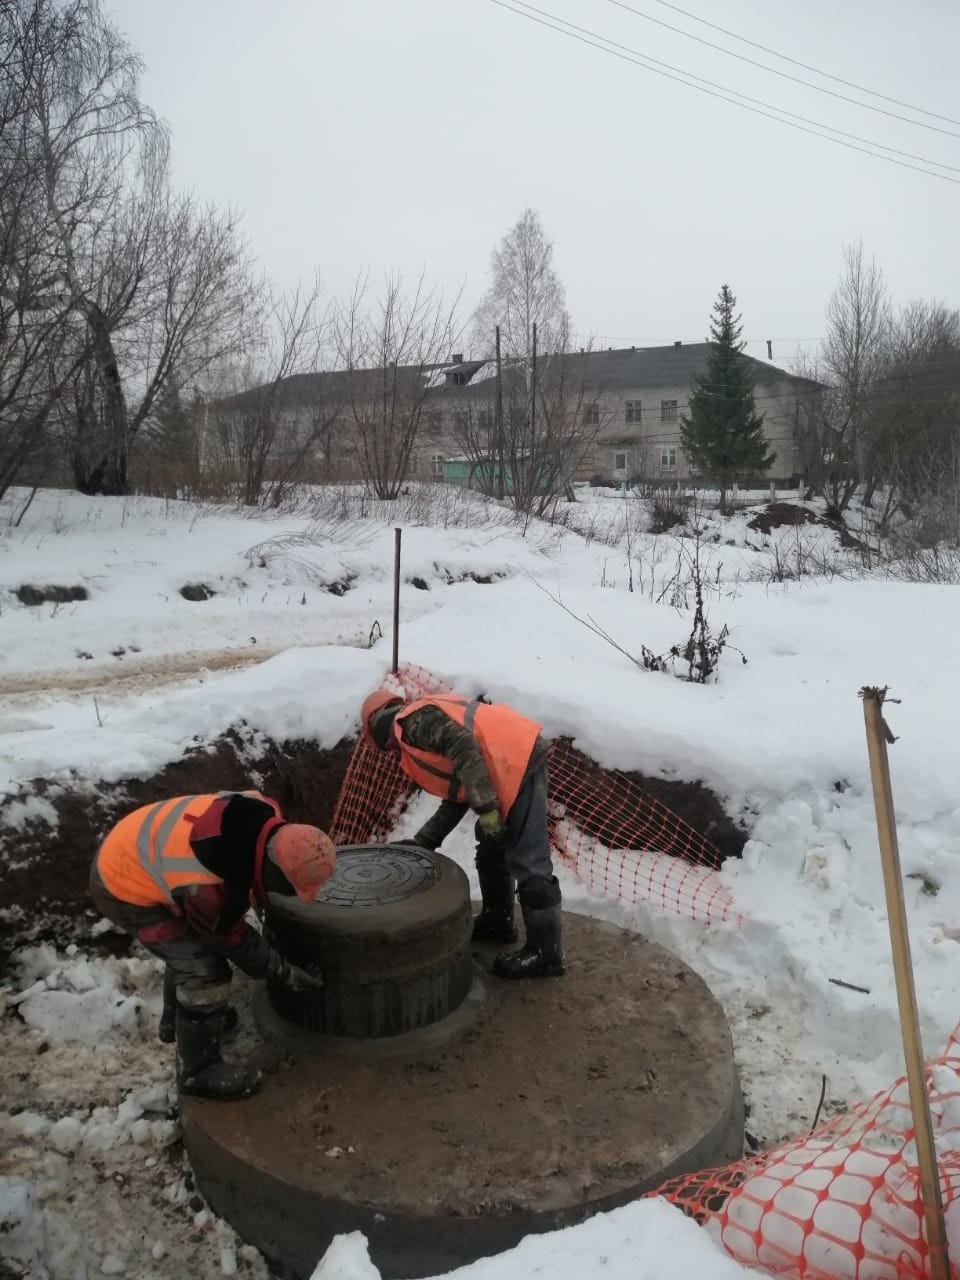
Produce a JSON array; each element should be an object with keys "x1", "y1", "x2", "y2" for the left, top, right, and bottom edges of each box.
[{"x1": 110, "y1": 0, "x2": 959, "y2": 367}]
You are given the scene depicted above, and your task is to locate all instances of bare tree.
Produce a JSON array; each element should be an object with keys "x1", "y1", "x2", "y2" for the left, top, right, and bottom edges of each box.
[
  {"x1": 871, "y1": 300, "x2": 960, "y2": 536},
  {"x1": 334, "y1": 272, "x2": 462, "y2": 500},
  {"x1": 0, "y1": 0, "x2": 96, "y2": 498},
  {"x1": 204, "y1": 276, "x2": 336, "y2": 507},
  {"x1": 462, "y1": 210, "x2": 603, "y2": 513},
  {"x1": 797, "y1": 242, "x2": 890, "y2": 514},
  {"x1": 471, "y1": 207, "x2": 570, "y2": 364},
  {"x1": 448, "y1": 344, "x2": 610, "y2": 516},
  {"x1": 5, "y1": 0, "x2": 259, "y2": 495}
]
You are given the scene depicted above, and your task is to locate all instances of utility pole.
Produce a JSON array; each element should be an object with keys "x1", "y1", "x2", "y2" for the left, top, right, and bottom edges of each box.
[{"x1": 495, "y1": 325, "x2": 504, "y2": 500}]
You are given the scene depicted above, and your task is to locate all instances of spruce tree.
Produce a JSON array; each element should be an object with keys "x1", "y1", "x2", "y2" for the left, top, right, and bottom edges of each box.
[{"x1": 680, "y1": 285, "x2": 774, "y2": 512}]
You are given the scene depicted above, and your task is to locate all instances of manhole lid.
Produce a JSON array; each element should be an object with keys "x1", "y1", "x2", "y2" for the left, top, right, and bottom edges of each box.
[{"x1": 316, "y1": 845, "x2": 440, "y2": 907}]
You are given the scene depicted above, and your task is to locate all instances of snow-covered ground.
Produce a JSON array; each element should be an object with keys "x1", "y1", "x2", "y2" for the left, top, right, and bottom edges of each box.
[{"x1": 2, "y1": 483, "x2": 958, "y2": 1279}]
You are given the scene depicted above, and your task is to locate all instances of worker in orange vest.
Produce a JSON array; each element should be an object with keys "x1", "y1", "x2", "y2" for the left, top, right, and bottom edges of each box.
[
  {"x1": 90, "y1": 791, "x2": 335, "y2": 1101},
  {"x1": 361, "y1": 690, "x2": 566, "y2": 979}
]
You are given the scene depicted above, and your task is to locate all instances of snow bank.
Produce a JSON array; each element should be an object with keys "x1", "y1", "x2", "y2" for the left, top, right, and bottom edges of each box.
[{"x1": 309, "y1": 1201, "x2": 752, "y2": 1279}]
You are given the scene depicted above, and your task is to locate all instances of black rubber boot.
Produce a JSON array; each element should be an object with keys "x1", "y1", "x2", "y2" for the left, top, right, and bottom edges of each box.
[
  {"x1": 158, "y1": 968, "x2": 176, "y2": 1044},
  {"x1": 472, "y1": 845, "x2": 518, "y2": 944},
  {"x1": 176, "y1": 1007, "x2": 260, "y2": 1101},
  {"x1": 160, "y1": 971, "x2": 237, "y2": 1043},
  {"x1": 493, "y1": 878, "x2": 566, "y2": 979}
]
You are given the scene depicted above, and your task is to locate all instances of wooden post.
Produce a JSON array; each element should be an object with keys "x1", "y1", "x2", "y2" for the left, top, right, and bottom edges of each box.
[
  {"x1": 861, "y1": 687, "x2": 949, "y2": 1280},
  {"x1": 391, "y1": 527, "x2": 402, "y2": 675}
]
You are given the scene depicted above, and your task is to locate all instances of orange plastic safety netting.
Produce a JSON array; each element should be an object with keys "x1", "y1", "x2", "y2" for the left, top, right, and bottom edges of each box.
[
  {"x1": 330, "y1": 664, "x2": 959, "y2": 1279},
  {"x1": 653, "y1": 1037, "x2": 960, "y2": 1279},
  {"x1": 329, "y1": 664, "x2": 739, "y2": 925}
]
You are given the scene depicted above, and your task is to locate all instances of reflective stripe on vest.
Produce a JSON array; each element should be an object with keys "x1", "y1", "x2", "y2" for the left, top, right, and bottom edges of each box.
[{"x1": 134, "y1": 795, "x2": 220, "y2": 904}]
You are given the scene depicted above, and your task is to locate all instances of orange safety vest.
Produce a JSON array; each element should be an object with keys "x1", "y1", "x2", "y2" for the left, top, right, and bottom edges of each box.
[
  {"x1": 95, "y1": 792, "x2": 273, "y2": 909},
  {"x1": 393, "y1": 695, "x2": 541, "y2": 817}
]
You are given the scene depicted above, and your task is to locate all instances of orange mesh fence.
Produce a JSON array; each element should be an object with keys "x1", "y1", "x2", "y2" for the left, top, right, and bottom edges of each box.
[
  {"x1": 653, "y1": 1036, "x2": 960, "y2": 1279},
  {"x1": 330, "y1": 664, "x2": 738, "y2": 923},
  {"x1": 330, "y1": 665, "x2": 446, "y2": 846},
  {"x1": 332, "y1": 664, "x2": 958, "y2": 1278},
  {"x1": 546, "y1": 742, "x2": 739, "y2": 925}
]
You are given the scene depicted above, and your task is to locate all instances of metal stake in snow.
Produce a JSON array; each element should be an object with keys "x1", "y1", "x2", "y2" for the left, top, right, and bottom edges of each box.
[
  {"x1": 860, "y1": 686, "x2": 949, "y2": 1280},
  {"x1": 392, "y1": 527, "x2": 402, "y2": 675}
]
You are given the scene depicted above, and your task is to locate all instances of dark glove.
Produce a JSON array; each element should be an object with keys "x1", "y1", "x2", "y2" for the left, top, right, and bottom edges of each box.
[
  {"x1": 476, "y1": 810, "x2": 507, "y2": 845},
  {"x1": 388, "y1": 832, "x2": 438, "y2": 852},
  {"x1": 273, "y1": 957, "x2": 324, "y2": 992}
]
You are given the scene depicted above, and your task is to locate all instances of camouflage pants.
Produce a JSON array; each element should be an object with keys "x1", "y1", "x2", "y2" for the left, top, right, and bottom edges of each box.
[{"x1": 88, "y1": 864, "x2": 232, "y2": 1011}]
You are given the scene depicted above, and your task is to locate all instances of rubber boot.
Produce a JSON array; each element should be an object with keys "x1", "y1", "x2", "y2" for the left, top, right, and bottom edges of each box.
[
  {"x1": 160, "y1": 970, "x2": 237, "y2": 1043},
  {"x1": 493, "y1": 880, "x2": 566, "y2": 979},
  {"x1": 471, "y1": 846, "x2": 518, "y2": 944},
  {"x1": 175, "y1": 1006, "x2": 260, "y2": 1101},
  {"x1": 158, "y1": 967, "x2": 176, "y2": 1044}
]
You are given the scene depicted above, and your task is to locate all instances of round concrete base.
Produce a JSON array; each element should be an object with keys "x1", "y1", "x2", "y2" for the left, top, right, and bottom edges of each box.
[{"x1": 181, "y1": 913, "x2": 743, "y2": 1280}]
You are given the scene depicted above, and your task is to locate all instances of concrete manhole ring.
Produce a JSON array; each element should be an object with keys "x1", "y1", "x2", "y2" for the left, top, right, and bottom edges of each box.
[
  {"x1": 182, "y1": 913, "x2": 744, "y2": 1280},
  {"x1": 264, "y1": 845, "x2": 473, "y2": 1038},
  {"x1": 316, "y1": 845, "x2": 439, "y2": 907}
]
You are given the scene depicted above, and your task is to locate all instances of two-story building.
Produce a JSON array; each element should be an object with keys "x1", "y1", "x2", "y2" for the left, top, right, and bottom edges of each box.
[
  {"x1": 217, "y1": 342, "x2": 821, "y2": 491},
  {"x1": 421, "y1": 342, "x2": 821, "y2": 488}
]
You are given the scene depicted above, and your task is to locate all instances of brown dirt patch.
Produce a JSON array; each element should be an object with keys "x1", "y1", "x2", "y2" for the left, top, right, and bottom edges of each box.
[
  {"x1": 556, "y1": 740, "x2": 746, "y2": 866},
  {"x1": 0, "y1": 733, "x2": 353, "y2": 973},
  {"x1": 747, "y1": 502, "x2": 871, "y2": 554},
  {"x1": 747, "y1": 503, "x2": 819, "y2": 535},
  {"x1": 1, "y1": 734, "x2": 746, "y2": 971},
  {"x1": 15, "y1": 583, "x2": 88, "y2": 606},
  {"x1": 180, "y1": 583, "x2": 216, "y2": 601}
]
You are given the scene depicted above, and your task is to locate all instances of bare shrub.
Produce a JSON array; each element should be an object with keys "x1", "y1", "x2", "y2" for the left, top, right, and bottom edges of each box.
[{"x1": 647, "y1": 487, "x2": 687, "y2": 534}]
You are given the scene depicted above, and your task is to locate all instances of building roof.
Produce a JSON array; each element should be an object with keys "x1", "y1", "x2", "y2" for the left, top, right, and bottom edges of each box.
[
  {"x1": 448, "y1": 344, "x2": 822, "y2": 398},
  {"x1": 221, "y1": 343, "x2": 821, "y2": 412}
]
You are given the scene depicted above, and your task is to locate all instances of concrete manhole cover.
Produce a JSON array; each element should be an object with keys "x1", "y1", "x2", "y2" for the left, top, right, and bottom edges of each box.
[{"x1": 316, "y1": 845, "x2": 439, "y2": 906}]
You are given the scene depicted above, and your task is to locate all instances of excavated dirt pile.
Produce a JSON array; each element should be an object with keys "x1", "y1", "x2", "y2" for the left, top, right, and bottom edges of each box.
[
  {"x1": 0, "y1": 730, "x2": 745, "y2": 973},
  {"x1": 0, "y1": 733, "x2": 353, "y2": 972}
]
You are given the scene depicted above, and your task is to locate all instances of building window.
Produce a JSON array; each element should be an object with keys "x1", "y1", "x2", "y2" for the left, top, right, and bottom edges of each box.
[
  {"x1": 452, "y1": 372, "x2": 467, "y2": 386},
  {"x1": 614, "y1": 451, "x2": 628, "y2": 471},
  {"x1": 660, "y1": 446, "x2": 677, "y2": 471},
  {"x1": 625, "y1": 401, "x2": 642, "y2": 424},
  {"x1": 431, "y1": 454, "x2": 444, "y2": 477},
  {"x1": 477, "y1": 409, "x2": 493, "y2": 430},
  {"x1": 660, "y1": 399, "x2": 678, "y2": 422},
  {"x1": 585, "y1": 405, "x2": 600, "y2": 427},
  {"x1": 453, "y1": 411, "x2": 469, "y2": 432}
]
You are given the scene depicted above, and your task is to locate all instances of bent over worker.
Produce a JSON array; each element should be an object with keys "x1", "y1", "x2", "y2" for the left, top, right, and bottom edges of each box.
[
  {"x1": 90, "y1": 792, "x2": 335, "y2": 1101},
  {"x1": 361, "y1": 690, "x2": 566, "y2": 979}
]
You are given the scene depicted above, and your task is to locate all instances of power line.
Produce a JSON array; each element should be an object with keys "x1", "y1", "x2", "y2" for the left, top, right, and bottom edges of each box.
[
  {"x1": 604, "y1": 0, "x2": 960, "y2": 139},
  {"x1": 649, "y1": 0, "x2": 960, "y2": 129},
  {"x1": 496, "y1": 0, "x2": 960, "y2": 173},
  {"x1": 486, "y1": 0, "x2": 960, "y2": 185}
]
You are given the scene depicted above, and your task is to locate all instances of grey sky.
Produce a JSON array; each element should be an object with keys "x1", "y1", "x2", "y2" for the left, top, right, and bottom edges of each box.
[{"x1": 111, "y1": 0, "x2": 959, "y2": 366}]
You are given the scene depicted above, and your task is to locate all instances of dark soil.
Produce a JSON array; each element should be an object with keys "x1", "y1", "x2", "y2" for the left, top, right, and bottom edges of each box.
[
  {"x1": 746, "y1": 503, "x2": 819, "y2": 535},
  {"x1": 15, "y1": 584, "x2": 88, "y2": 606},
  {"x1": 747, "y1": 501, "x2": 871, "y2": 554},
  {"x1": 0, "y1": 731, "x2": 746, "y2": 970},
  {"x1": 556, "y1": 741, "x2": 747, "y2": 867},
  {"x1": 0, "y1": 732, "x2": 353, "y2": 973}
]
